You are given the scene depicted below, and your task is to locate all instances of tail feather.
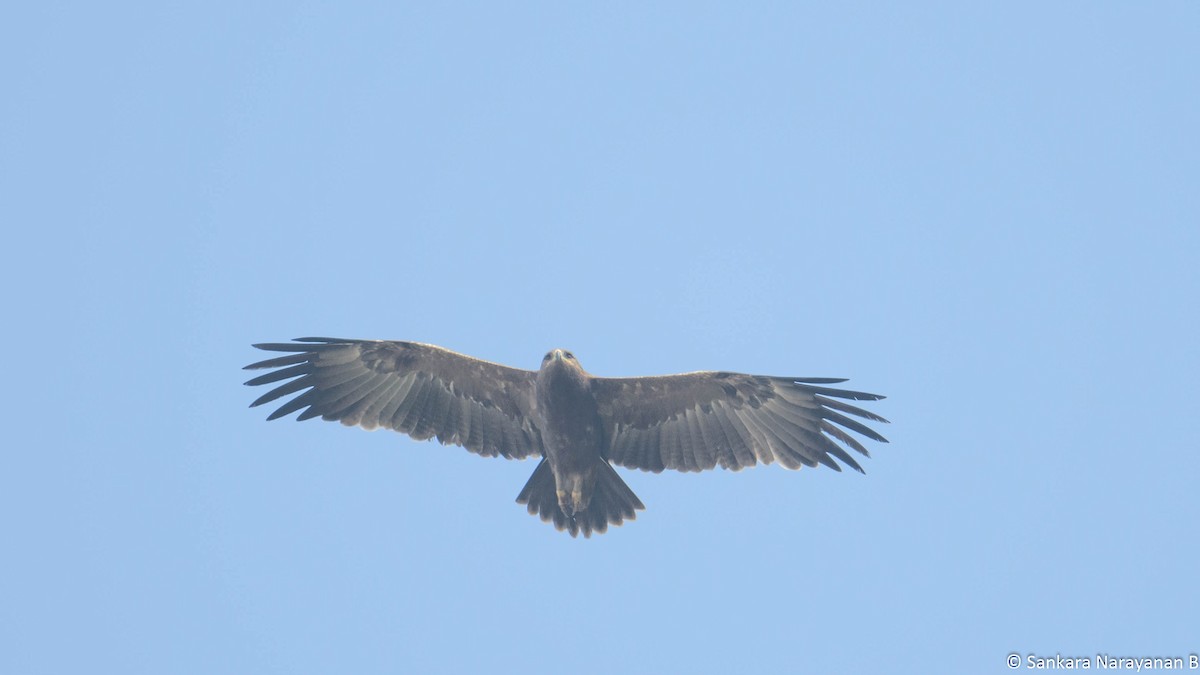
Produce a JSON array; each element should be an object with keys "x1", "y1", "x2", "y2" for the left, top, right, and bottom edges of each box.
[{"x1": 515, "y1": 459, "x2": 644, "y2": 538}]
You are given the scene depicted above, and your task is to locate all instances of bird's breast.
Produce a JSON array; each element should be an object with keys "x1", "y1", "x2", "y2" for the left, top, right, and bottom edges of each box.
[{"x1": 534, "y1": 370, "x2": 604, "y2": 466}]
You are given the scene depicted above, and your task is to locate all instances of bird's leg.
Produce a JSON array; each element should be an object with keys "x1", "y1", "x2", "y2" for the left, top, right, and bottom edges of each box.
[
  {"x1": 556, "y1": 488, "x2": 574, "y2": 516},
  {"x1": 555, "y1": 472, "x2": 593, "y2": 516}
]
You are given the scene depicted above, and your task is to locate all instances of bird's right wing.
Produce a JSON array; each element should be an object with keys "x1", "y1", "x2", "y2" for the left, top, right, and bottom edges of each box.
[{"x1": 244, "y1": 338, "x2": 542, "y2": 460}]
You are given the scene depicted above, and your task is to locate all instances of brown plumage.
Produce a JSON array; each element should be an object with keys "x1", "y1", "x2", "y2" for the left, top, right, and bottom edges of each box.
[{"x1": 244, "y1": 338, "x2": 889, "y2": 537}]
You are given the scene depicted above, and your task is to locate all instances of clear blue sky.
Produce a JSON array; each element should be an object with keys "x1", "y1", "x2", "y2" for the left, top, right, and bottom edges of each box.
[{"x1": 4, "y1": 3, "x2": 1197, "y2": 674}]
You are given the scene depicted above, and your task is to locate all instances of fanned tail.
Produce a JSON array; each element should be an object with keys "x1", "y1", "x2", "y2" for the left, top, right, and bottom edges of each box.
[{"x1": 516, "y1": 459, "x2": 644, "y2": 538}]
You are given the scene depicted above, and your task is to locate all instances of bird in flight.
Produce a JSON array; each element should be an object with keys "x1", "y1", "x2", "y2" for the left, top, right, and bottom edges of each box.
[{"x1": 244, "y1": 338, "x2": 889, "y2": 537}]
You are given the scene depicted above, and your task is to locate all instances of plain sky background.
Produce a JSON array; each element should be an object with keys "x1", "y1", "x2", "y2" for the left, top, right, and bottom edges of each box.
[{"x1": 3, "y1": 3, "x2": 1197, "y2": 674}]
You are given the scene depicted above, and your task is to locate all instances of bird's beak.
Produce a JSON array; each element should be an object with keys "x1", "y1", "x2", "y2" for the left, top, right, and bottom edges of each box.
[{"x1": 552, "y1": 349, "x2": 564, "y2": 361}]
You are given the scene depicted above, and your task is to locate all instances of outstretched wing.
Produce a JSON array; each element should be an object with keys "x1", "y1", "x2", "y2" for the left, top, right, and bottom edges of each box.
[
  {"x1": 592, "y1": 372, "x2": 888, "y2": 473},
  {"x1": 244, "y1": 338, "x2": 542, "y2": 460}
]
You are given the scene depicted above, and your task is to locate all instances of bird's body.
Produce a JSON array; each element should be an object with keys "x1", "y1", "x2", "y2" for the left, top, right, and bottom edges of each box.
[
  {"x1": 244, "y1": 338, "x2": 889, "y2": 537},
  {"x1": 535, "y1": 350, "x2": 604, "y2": 516}
]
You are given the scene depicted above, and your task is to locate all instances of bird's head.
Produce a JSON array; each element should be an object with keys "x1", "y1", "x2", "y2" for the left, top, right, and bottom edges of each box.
[
  {"x1": 540, "y1": 349, "x2": 583, "y2": 373},
  {"x1": 542, "y1": 348, "x2": 574, "y2": 363}
]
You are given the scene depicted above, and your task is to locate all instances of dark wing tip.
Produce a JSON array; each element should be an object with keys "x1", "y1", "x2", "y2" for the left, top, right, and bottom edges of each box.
[
  {"x1": 249, "y1": 338, "x2": 356, "y2": 351},
  {"x1": 249, "y1": 342, "x2": 309, "y2": 353},
  {"x1": 791, "y1": 377, "x2": 849, "y2": 385},
  {"x1": 292, "y1": 336, "x2": 357, "y2": 343},
  {"x1": 245, "y1": 338, "x2": 360, "y2": 368},
  {"x1": 791, "y1": 380, "x2": 887, "y2": 403},
  {"x1": 244, "y1": 352, "x2": 313, "y2": 371},
  {"x1": 819, "y1": 388, "x2": 887, "y2": 402}
]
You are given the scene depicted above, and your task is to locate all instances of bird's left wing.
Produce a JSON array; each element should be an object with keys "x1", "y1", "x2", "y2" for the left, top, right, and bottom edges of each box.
[
  {"x1": 592, "y1": 372, "x2": 888, "y2": 473},
  {"x1": 244, "y1": 338, "x2": 542, "y2": 459}
]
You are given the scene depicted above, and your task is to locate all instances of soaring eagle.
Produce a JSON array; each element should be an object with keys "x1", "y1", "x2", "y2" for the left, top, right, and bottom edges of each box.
[{"x1": 244, "y1": 338, "x2": 889, "y2": 537}]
